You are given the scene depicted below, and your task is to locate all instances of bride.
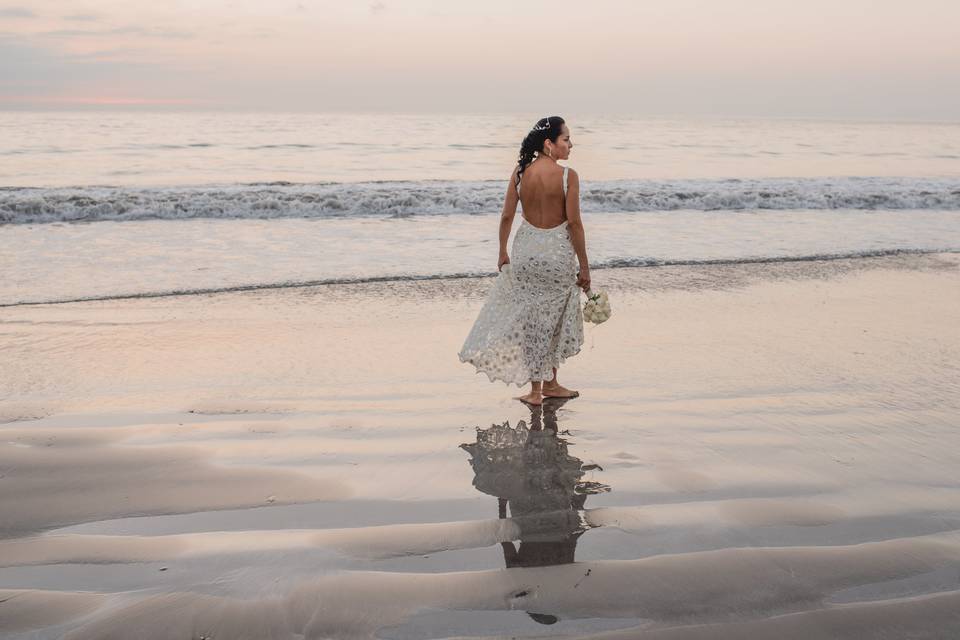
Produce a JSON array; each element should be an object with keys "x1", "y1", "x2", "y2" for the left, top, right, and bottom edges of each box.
[{"x1": 459, "y1": 116, "x2": 591, "y2": 405}]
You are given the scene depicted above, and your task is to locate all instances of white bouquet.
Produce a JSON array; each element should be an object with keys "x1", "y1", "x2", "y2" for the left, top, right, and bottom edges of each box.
[{"x1": 583, "y1": 290, "x2": 612, "y2": 324}]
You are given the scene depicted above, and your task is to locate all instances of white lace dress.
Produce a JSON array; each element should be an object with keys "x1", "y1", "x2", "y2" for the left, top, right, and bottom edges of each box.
[{"x1": 459, "y1": 166, "x2": 584, "y2": 386}]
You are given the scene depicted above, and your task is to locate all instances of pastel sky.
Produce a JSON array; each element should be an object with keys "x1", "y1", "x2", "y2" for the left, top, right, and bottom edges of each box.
[{"x1": 1, "y1": 0, "x2": 958, "y2": 118}]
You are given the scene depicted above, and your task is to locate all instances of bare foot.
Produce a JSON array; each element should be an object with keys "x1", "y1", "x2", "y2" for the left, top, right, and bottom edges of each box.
[
  {"x1": 542, "y1": 382, "x2": 579, "y2": 398},
  {"x1": 514, "y1": 391, "x2": 544, "y2": 405}
]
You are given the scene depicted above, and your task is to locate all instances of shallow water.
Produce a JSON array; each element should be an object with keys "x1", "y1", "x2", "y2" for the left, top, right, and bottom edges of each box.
[
  {"x1": 3, "y1": 210, "x2": 959, "y2": 306},
  {"x1": 4, "y1": 111, "x2": 958, "y2": 310}
]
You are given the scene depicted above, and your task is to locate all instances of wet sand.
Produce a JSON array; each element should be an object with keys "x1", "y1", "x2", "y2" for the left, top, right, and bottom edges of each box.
[{"x1": 1, "y1": 252, "x2": 959, "y2": 638}]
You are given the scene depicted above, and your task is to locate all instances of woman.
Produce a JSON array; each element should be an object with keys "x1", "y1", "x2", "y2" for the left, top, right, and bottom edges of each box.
[{"x1": 458, "y1": 116, "x2": 590, "y2": 405}]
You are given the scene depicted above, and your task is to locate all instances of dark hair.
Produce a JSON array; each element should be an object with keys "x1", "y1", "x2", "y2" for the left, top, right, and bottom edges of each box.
[{"x1": 516, "y1": 116, "x2": 565, "y2": 190}]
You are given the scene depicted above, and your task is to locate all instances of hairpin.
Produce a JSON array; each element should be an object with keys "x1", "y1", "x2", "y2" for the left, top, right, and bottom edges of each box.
[{"x1": 531, "y1": 119, "x2": 552, "y2": 132}]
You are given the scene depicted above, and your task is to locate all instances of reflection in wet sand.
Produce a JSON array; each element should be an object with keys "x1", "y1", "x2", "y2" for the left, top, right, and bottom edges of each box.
[
  {"x1": 462, "y1": 400, "x2": 611, "y2": 625},
  {"x1": 462, "y1": 399, "x2": 609, "y2": 564}
]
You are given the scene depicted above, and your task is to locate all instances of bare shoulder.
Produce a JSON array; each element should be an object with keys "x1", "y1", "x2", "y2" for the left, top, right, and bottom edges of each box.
[{"x1": 565, "y1": 166, "x2": 580, "y2": 184}]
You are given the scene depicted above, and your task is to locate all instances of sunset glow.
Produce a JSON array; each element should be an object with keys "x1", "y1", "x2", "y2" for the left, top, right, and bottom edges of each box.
[{"x1": 2, "y1": 0, "x2": 959, "y2": 117}]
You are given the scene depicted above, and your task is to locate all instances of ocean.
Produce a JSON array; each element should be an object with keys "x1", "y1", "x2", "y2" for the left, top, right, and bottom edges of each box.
[{"x1": 2, "y1": 111, "x2": 959, "y2": 306}]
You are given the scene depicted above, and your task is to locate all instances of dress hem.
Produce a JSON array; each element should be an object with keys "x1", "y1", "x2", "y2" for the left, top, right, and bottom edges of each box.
[{"x1": 458, "y1": 343, "x2": 584, "y2": 388}]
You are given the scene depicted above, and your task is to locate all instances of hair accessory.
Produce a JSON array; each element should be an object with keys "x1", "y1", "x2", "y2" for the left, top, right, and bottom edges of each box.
[{"x1": 531, "y1": 118, "x2": 552, "y2": 132}]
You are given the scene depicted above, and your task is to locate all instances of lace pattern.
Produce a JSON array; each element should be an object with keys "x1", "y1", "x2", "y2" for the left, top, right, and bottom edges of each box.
[{"x1": 459, "y1": 217, "x2": 584, "y2": 386}]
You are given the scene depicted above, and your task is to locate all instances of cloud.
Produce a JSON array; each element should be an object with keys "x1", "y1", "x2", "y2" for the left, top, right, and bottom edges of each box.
[
  {"x1": 40, "y1": 26, "x2": 194, "y2": 40},
  {"x1": 369, "y1": 1, "x2": 386, "y2": 14},
  {"x1": 0, "y1": 6, "x2": 35, "y2": 18},
  {"x1": 63, "y1": 12, "x2": 101, "y2": 22},
  {"x1": 65, "y1": 47, "x2": 145, "y2": 62},
  {"x1": 0, "y1": 34, "x2": 206, "y2": 106},
  {"x1": 0, "y1": 35, "x2": 61, "y2": 94}
]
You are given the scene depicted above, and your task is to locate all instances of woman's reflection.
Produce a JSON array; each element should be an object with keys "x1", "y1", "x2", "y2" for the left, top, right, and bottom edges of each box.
[{"x1": 460, "y1": 398, "x2": 610, "y2": 572}]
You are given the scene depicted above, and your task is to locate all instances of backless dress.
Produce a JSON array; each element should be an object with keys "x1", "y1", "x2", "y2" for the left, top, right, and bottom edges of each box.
[{"x1": 458, "y1": 166, "x2": 584, "y2": 386}]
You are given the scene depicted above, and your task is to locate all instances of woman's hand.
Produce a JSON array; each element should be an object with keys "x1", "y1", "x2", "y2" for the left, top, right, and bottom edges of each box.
[
  {"x1": 498, "y1": 252, "x2": 510, "y2": 271},
  {"x1": 576, "y1": 265, "x2": 591, "y2": 292}
]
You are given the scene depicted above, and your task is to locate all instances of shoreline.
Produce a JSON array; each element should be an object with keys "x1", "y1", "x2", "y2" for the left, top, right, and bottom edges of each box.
[{"x1": 2, "y1": 246, "x2": 956, "y2": 309}]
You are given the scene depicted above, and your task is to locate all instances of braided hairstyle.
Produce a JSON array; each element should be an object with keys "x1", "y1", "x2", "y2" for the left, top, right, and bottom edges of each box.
[{"x1": 516, "y1": 116, "x2": 565, "y2": 191}]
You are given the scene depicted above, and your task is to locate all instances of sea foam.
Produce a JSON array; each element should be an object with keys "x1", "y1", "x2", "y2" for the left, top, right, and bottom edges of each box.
[{"x1": 2, "y1": 177, "x2": 958, "y2": 224}]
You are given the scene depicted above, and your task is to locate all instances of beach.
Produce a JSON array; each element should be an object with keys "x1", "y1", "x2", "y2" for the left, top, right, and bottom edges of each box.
[
  {"x1": 2, "y1": 251, "x2": 959, "y2": 638},
  {"x1": 3, "y1": 0, "x2": 959, "y2": 632}
]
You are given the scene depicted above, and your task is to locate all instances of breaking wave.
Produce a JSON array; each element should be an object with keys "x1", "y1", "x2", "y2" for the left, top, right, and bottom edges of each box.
[{"x1": 2, "y1": 176, "x2": 959, "y2": 224}]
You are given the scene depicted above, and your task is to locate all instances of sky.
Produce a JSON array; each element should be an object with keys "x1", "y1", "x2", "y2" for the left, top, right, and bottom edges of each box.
[{"x1": 1, "y1": 0, "x2": 958, "y2": 118}]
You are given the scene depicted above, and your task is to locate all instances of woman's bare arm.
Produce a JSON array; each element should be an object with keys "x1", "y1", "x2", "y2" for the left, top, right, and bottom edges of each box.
[
  {"x1": 498, "y1": 166, "x2": 520, "y2": 271},
  {"x1": 565, "y1": 169, "x2": 591, "y2": 291}
]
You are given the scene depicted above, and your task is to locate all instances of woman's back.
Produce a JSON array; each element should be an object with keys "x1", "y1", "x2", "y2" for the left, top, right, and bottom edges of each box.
[{"x1": 518, "y1": 160, "x2": 568, "y2": 229}]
